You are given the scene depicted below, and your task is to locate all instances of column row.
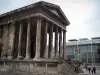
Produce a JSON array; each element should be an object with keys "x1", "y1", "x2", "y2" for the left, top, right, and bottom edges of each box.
[
  {"x1": 43, "y1": 21, "x2": 66, "y2": 60},
  {"x1": 0, "y1": 18, "x2": 67, "y2": 60},
  {"x1": 14, "y1": 18, "x2": 42, "y2": 60}
]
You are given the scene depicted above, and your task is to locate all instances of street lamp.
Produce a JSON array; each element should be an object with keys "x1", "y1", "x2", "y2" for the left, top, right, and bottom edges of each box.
[{"x1": 90, "y1": 42, "x2": 93, "y2": 66}]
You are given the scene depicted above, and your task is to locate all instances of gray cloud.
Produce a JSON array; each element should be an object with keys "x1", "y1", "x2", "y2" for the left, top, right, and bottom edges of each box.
[{"x1": 0, "y1": 0, "x2": 100, "y2": 39}]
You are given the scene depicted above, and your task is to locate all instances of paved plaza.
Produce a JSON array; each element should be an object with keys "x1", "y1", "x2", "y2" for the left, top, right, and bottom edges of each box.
[{"x1": 79, "y1": 66, "x2": 100, "y2": 75}]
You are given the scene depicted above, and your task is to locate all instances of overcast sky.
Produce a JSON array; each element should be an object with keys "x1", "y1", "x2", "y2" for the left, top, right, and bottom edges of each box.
[{"x1": 0, "y1": 0, "x2": 100, "y2": 41}]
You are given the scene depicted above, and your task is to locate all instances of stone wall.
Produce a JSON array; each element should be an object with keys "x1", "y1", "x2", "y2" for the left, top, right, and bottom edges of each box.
[{"x1": 0, "y1": 60, "x2": 78, "y2": 75}]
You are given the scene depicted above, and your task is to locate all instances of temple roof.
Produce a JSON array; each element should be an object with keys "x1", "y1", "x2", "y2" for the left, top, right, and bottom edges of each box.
[{"x1": 0, "y1": 1, "x2": 70, "y2": 26}]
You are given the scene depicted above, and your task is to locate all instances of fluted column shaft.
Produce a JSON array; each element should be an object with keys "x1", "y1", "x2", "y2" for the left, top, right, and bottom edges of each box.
[
  {"x1": 55, "y1": 27, "x2": 58, "y2": 58},
  {"x1": 34, "y1": 18, "x2": 41, "y2": 60},
  {"x1": 63, "y1": 30, "x2": 66, "y2": 59},
  {"x1": 44, "y1": 21, "x2": 48, "y2": 58},
  {"x1": 17, "y1": 22, "x2": 23, "y2": 58},
  {"x1": 59, "y1": 29, "x2": 63, "y2": 58},
  {"x1": 8, "y1": 22, "x2": 15, "y2": 59},
  {"x1": 49, "y1": 25, "x2": 53, "y2": 59},
  {"x1": 25, "y1": 19, "x2": 31, "y2": 59},
  {"x1": 3, "y1": 25, "x2": 9, "y2": 57},
  {"x1": 0, "y1": 27, "x2": 3, "y2": 58}
]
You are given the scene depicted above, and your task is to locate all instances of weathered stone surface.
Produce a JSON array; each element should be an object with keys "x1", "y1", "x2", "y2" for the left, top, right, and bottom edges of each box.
[
  {"x1": 55, "y1": 27, "x2": 58, "y2": 59},
  {"x1": 0, "y1": 60, "x2": 77, "y2": 75},
  {"x1": 44, "y1": 21, "x2": 48, "y2": 59},
  {"x1": 34, "y1": 18, "x2": 41, "y2": 60},
  {"x1": 2, "y1": 25, "x2": 9, "y2": 57},
  {"x1": 25, "y1": 19, "x2": 31, "y2": 59},
  {"x1": 61, "y1": 63, "x2": 78, "y2": 75},
  {"x1": 0, "y1": 27, "x2": 3, "y2": 58},
  {"x1": 0, "y1": 1, "x2": 71, "y2": 75},
  {"x1": 8, "y1": 22, "x2": 15, "y2": 59},
  {"x1": 17, "y1": 23, "x2": 23, "y2": 58},
  {"x1": 59, "y1": 29, "x2": 63, "y2": 58},
  {"x1": 63, "y1": 31, "x2": 66, "y2": 59},
  {"x1": 48, "y1": 25, "x2": 53, "y2": 59}
]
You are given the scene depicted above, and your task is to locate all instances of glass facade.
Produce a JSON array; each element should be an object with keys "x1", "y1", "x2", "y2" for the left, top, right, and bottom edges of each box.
[{"x1": 66, "y1": 44, "x2": 99, "y2": 63}]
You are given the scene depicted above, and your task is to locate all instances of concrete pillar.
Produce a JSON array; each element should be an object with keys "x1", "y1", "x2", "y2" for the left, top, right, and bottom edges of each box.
[
  {"x1": 63, "y1": 30, "x2": 66, "y2": 59},
  {"x1": 34, "y1": 17, "x2": 41, "y2": 60},
  {"x1": 49, "y1": 24, "x2": 53, "y2": 59},
  {"x1": 25, "y1": 19, "x2": 31, "y2": 59},
  {"x1": 55, "y1": 27, "x2": 58, "y2": 59},
  {"x1": 59, "y1": 29, "x2": 63, "y2": 58},
  {"x1": 17, "y1": 22, "x2": 23, "y2": 58},
  {"x1": 8, "y1": 22, "x2": 15, "y2": 59},
  {"x1": 44, "y1": 21, "x2": 48, "y2": 59}
]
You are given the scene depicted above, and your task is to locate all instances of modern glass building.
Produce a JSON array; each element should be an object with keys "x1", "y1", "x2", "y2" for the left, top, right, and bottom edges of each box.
[{"x1": 66, "y1": 37, "x2": 100, "y2": 64}]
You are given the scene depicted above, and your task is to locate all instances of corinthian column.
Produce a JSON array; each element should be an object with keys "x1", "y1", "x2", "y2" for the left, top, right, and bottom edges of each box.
[
  {"x1": 8, "y1": 22, "x2": 15, "y2": 59},
  {"x1": 59, "y1": 28, "x2": 63, "y2": 58},
  {"x1": 34, "y1": 17, "x2": 41, "y2": 60},
  {"x1": 44, "y1": 21, "x2": 48, "y2": 59},
  {"x1": 63, "y1": 30, "x2": 66, "y2": 59},
  {"x1": 55, "y1": 27, "x2": 58, "y2": 59},
  {"x1": 0, "y1": 27, "x2": 2, "y2": 58},
  {"x1": 49, "y1": 24, "x2": 53, "y2": 59},
  {"x1": 3, "y1": 25, "x2": 9, "y2": 58},
  {"x1": 24, "y1": 19, "x2": 31, "y2": 59},
  {"x1": 17, "y1": 22, "x2": 23, "y2": 59}
]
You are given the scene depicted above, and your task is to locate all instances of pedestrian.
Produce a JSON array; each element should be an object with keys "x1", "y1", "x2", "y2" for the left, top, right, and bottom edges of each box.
[
  {"x1": 88, "y1": 67, "x2": 91, "y2": 73},
  {"x1": 85, "y1": 63, "x2": 88, "y2": 71},
  {"x1": 74, "y1": 66, "x2": 78, "y2": 73},
  {"x1": 93, "y1": 67, "x2": 96, "y2": 74},
  {"x1": 86, "y1": 66, "x2": 88, "y2": 71},
  {"x1": 91, "y1": 67, "x2": 94, "y2": 74}
]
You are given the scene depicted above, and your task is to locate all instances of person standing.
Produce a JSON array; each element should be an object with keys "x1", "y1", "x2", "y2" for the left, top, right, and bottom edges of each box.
[
  {"x1": 91, "y1": 67, "x2": 94, "y2": 74},
  {"x1": 88, "y1": 67, "x2": 91, "y2": 73},
  {"x1": 93, "y1": 67, "x2": 96, "y2": 74}
]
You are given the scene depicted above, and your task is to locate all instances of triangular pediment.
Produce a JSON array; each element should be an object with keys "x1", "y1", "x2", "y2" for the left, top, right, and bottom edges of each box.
[
  {"x1": 41, "y1": 1, "x2": 70, "y2": 25},
  {"x1": 0, "y1": 1, "x2": 70, "y2": 26},
  {"x1": 49, "y1": 9, "x2": 60, "y2": 17}
]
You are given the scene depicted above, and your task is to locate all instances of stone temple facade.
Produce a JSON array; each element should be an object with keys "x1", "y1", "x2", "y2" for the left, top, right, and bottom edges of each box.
[{"x1": 0, "y1": 1, "x2": 72, "y2": 75}]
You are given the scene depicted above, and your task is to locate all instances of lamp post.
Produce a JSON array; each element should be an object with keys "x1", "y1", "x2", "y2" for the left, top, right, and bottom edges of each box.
[
  {"x1": 77, "y1": 41, "x2": 80, "y2": 61},
  {"x1": 91, "y1": 43, "x2": 93, "y2": 66},
  {"x1": 87, "y1": 45, "x2": 88, "y2": 64}
]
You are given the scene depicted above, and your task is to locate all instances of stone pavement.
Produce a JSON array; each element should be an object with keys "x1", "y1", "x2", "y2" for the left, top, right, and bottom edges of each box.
[{"x1": 79, "y1": 67, "x2": 100, "y2": 75}]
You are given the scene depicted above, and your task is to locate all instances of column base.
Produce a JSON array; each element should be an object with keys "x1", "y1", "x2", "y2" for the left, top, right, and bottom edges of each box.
[
  {"x1": 0, "y1": 57, "x2": 6, "y2": 60},
  {"x1": 33, "y1": 57, "x2": 41, "y2": 61},
  {"x1": 8, "y1": 56, "x2": 13, "y2": 60},
  {"x1": 16, "y1": 58, "x2": 20, "y2": 60},
  {"x1": 16, "y1": 56, "x2": 24, "y2": 60},
  {"x1": 44, "y1": 57, "x2": 48, "y2": 60},
  {"x1": 24, "y1": 56, "x2": 31, "y2": 60}
]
